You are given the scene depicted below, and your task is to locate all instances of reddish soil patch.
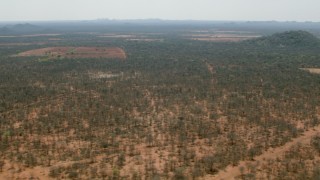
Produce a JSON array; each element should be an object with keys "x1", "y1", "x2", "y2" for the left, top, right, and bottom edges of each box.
[{"x1": 16, "y1": 47, "x2": 126, "y2": 59}]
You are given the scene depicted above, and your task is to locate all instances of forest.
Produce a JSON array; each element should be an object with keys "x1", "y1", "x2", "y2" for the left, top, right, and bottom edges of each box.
[{"x1": 0, "y1": 22, "x2": 320, "y2": 179}]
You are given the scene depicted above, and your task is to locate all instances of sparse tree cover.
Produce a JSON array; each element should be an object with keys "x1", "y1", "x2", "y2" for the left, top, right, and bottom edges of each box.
[{"x1": 0, "y1": 26, "x2": 320, "y2": 179}]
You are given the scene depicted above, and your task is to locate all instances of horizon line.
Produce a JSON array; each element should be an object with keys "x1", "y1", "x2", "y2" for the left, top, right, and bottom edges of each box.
[{"x1": 0, "y1": 18, "x2": 320, "y2": 23}]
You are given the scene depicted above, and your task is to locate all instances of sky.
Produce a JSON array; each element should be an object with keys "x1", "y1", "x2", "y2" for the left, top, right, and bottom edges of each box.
[{"x1": 0, "y1": 0, "x2": 319, "y2": 22}]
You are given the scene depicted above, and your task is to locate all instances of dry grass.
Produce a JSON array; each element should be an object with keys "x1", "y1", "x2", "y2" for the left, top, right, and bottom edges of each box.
[
  {"x1": 185, "y1": 32, "x2": 260, "y2": 42},
  {"x1": 126, "y1": 38, "x2": 163, "y2": 42},
  {"x1": 88, "y1": 71, "x2": 123, "y2": 79},
  {"x1": 300, "y1": 68, "x2": 320, "y2": 74},
  {"x1": 98, "y1": 34, "x2": 163, "y2": 42},
  {"x1": 191, "y1": 37, "x2": 255, "y2": 42},
  {"x1": 98, "y1": 34, "x2": 137, "y2": 38}
]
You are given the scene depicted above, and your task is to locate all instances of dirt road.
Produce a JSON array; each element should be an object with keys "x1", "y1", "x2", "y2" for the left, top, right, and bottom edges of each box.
[{"x1": 203, "y1": 125, "x2": 320, "y2": 180}]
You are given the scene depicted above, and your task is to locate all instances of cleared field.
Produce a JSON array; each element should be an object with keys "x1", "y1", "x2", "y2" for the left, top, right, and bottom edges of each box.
[
  {"x1": 16, "y1": 47, "x2": 127, "y2": 59},
  {"x1": 98, "y1": 34, "x2": 163, "y2": 42},
  {"x1": 191, "y1": 37, "x2": 255, "y2": 42},
  {"x1": 300, "y1": 68, "x2": 320, "y2": 74},
  {"x1": 98, "y1": 34, "x2": 137, "y2": 38},
  {"x1": 185, "y1": 32, "x2": 260, "y2": 42},
  {"x1": 126, "y1": 38, "x2": 163, "y2": 42}
]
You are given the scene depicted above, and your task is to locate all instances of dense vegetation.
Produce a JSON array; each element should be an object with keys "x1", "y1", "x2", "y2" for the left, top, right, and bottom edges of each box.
[
  {"x1": 247, "y1": 30, "x2": 320, "y2": 48},
  {"x1": 0, "y1": 24, "x2": 320, "y2": 179}
]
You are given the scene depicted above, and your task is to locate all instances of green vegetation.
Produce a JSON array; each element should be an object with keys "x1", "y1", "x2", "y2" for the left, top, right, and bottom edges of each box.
[
  {"x1": 247, "y1": 30, "x2": 320, "y2": 48},
  {"x1": 0, "y1": 24, "x2": 320, "y2": 179}
]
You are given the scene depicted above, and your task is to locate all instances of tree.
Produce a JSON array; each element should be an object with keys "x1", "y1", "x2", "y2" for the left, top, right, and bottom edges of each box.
[{"x1": 311, "y1": 135, "x2": 320, "y2": 155}]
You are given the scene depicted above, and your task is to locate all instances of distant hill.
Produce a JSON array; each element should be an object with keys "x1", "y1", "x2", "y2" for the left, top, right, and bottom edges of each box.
[
  {"x1": 0, "y1": 27, "x2": 11, "y2": 34},
  {"x1": 9, "y1": 23, "x2": 42, "y2": 33},
  {"x1": 247, "y1": 30, "x2": 320, "y2": 48},
  {"x1": 11, "y1": 23, "x2": 38, "y2": 29},
  {"x1": 0, "y1": 23, "x2": 44, "y2": 34}
]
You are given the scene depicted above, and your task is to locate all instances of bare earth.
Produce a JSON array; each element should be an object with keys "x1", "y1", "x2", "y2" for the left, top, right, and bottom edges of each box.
[
  {"x1": 203, "y1": 125, "x2": 320, "y2": 180},
  {"x1": 300, "y1": 68, "x2": 320, "y2": 74},
  {"x1": 191, "y1": 37, "x2": 255, "y2": 42},
  {"x1": 15, "y1": 47, "x2": 127, "y2": 59},
  {"x1": 185, "y1": 33, "x2": 260, "y2": 42},
  {"x1": 98, "y1": 34, "x2": 136, "y2": 38}
]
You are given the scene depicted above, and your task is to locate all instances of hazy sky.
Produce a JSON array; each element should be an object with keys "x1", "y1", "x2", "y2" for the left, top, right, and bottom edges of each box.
[{"x1": 1, "y1": 0, "x2": 319, "y2": 22}]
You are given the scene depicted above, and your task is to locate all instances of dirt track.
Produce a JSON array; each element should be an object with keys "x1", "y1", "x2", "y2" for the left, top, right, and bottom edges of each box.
[
  {"x1": 202, "y1": 125, "x2": 320, "y2": 179},
  {"x1": 201, "y1": 60, "x2": 320, "y2": 179}
]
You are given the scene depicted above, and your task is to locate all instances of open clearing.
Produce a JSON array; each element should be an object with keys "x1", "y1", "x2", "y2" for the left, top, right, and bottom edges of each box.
[
  {"x1": 185, "y1": 33, "x2": 260, "y2": 42},
  {"x1": 190, "y1": 37, "x2": 254, "y2": 42},
  {"x1": 126, "y1": 38, "x2": 163, "y2": 42},
  {"x1": 98, "y1": 34, "x2": 137, "y2": 38},
  {"x1": 300, "y1": 68, "x2": 320, "y2": 74},
  {"x1": 98, "y1": 34, "x2": 163, "y2": 42},
  {"x1": 88, "y1": 71, "x2": 122, "y2": 79},
  {"x1": 15, "y1": 47, "x2": 127, "y2": 59}
]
